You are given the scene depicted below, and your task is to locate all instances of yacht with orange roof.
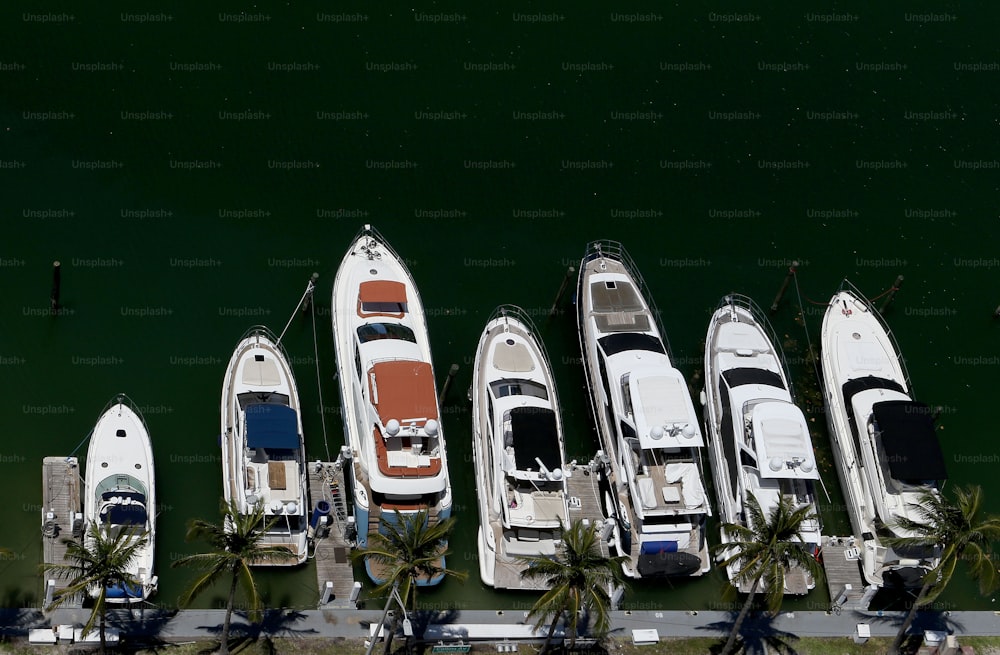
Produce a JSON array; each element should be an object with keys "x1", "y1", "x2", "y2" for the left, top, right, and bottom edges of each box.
[{"x1": 332, "y1": 225, "x2": 452, "y2": 585}]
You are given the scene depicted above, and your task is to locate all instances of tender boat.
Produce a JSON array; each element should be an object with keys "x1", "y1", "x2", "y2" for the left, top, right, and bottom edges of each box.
[
  {"x1": 820, "y1": 282, "x2": 945, "y2": 589},
  {"x1": 577, "y1": 240, "x2": 712, "y2": 579},
  {"x1": 472, "y1": 305, "x2": 570, "y2": 589},
  {"x1": 84, "y1": 394, "x2": 157, "y2": 601},
  {"x1": 221, "y1": 326, "x2": 308, "y2": 565},
  {"x1": 332, "y1": 224, "x2": 452, "y2": 585},
  {"x1": 703, "y1": 294, "x2": 822, "y2": 594}
]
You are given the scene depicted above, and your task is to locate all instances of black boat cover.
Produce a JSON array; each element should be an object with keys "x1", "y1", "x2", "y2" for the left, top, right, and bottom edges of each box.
[
  {"x1": 509, "y1": 407, "x2": 563, "y2": 472},
  {"x1": 873, "y1": 400, "x2": 946, "y2": 482}
]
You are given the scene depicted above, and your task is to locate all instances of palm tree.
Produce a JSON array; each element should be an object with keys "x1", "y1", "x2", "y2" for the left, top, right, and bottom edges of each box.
[
  {"x1": 886, "y1": 485, "x2": 1000, "y2": 655},
  {"x1": 172, "y1": 499, "x2": 295, "y2": 655},
  {"x1": 518, "y1": 519, "x2": 628, "y2": 653},
  {"x1": 714, "y1": 494, "x2": 822, "y2": 655},
  {"x1": 352, "y1": 510, "x2": 465, "y2": 654},
  {"x1": 42, "y1": 521, "x2": 149, "y2": 654}
]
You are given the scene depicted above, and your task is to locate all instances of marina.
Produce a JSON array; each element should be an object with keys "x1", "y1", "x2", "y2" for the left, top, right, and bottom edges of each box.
[{"x1": 821, "y1": 536, "x2": 871, "y2": 612}]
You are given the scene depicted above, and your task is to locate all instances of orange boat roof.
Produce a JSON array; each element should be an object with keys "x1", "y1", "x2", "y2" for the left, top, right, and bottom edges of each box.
[
  {"x1": 369, "y1": 360, "x2": 439, "y2": 424},
  {"x1": 359, "y1": 280, "x2": 407, "y2": 304}
]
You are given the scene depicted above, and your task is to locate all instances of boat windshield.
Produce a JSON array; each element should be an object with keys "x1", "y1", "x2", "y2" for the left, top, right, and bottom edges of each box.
[
  {"x1": 490, "y1": 379, "x2": 548, "y2": 400},
  {"x1": 237, "y1": 391, "x2": 290, "y2": 410},
  {"x1": 357, "y1": 323, "x2": 417, "y2": 344}
]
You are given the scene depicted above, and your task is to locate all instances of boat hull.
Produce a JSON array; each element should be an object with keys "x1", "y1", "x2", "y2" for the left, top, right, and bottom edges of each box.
[
  {"x1": 472, "y1": 305, "x2": 569, "y2": 590},
  {"x1": 84, "y1": 396, "x2": 156, "y2": 602},
  {"x1": 820, "y1": 285, "x2": 943, "y2": 589},
  {"x1": 577, "y1": 241, "x2": 712, "y2": 579},
  {"x1": 332, "y1": 225, "x2": 452, "y2": 585},
  {"x1": 221, "y1": 327, "x2": 309, "y2": 566}
]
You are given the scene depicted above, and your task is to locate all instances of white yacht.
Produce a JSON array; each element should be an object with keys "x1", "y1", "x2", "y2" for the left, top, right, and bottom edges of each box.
[
  {"x1": 332, "y1": 225, "x2": 452, "y2": 585},
  {"x1": 577, "y1": 240, "x2": 711, "y2": 579},
  {"x1": 821, "y1": 282, "x2": 945, "y2": 589},
  {"x1": 703, "y1": 294, "x2": 822, "y2": 594},
  {"x1": 221, "y1": 326, "x2": 308, "y2": 565},
  {"x1": 472, "y1": 305, "x2": 570, "y2": 589},
  {"x1": 84, "y1": 394, "x2": 157, "y2": 601}
]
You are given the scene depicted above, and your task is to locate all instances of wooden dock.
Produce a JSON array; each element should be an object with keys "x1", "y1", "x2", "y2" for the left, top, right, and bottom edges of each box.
[
  {"x1": 307, "y1": 461, "x2": 358, "y2": 609},
  {"x1": 821, "y1": 535, "x2": 868, "y2": 610},
  {"x1": 565, "y1": 460, "x2": 611, "y2": 557},
  {"x1": 41, "y1": 456, "x2": 83, "y2": 609}
]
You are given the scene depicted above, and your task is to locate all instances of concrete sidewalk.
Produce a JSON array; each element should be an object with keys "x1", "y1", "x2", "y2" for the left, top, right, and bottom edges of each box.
[{"x1": 1, "y1": 608, "x2": 997, "y2": 642}]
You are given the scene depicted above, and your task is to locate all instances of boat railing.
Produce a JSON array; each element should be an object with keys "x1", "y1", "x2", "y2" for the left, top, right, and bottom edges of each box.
[
  {"x1": 581, "y1": 239, "x2": 673, "y2": 361},
  {"x1": 717, "y1": 293, "x2": 796, "y2": 401},
  {"x1": 97, "y1": 392, "x2": 151, "y2": 438},
  {"x1": 238, "y1": 324, "x2": 293, "y2": 363},
  {"x1": 837, "y1": 278, "x2": 914, "y2": 395},
  {"x1": 489, "y1": 303, "x2": 556, "y2": 373}
]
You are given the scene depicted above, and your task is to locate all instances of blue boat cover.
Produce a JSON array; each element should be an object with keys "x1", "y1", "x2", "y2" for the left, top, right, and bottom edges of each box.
[
  {"x1": 99, "y1": 503, "x2": 148, "y2": 526},
  {"x1": 106, "y1": 581, "x2": 143, "y2": 599},
  {"x1": 246, "y1": 403, "x2": 300, "y2": 450},
  {"x1": 640, "y1": 540, "x2": 678, "y2": 555}
]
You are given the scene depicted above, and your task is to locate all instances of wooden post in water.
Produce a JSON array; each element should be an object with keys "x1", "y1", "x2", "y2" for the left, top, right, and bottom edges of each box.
[
  {"x1": 879, "y1": 275, "x2": 904, "y2": 314},
  {"x1": 769, "y1": 260, "x2": 799, "y2": 313},
  {"x1": 50, "y1": 261, "x2": 61, "y2": 314},
  {"x1": 440, "y1": 363, "x2": 459, "y2": 401},
  {"x1": 549, "y1": 266, "x2": 575, "y2": 318},
  {"x1": 301, "y1": 272, "x2": 319, "y2": 313}
]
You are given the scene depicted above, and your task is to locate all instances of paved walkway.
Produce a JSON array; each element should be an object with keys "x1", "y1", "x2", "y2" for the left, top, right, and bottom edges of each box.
[{"x1": 2, "y1": 608, "x2": 998, "y2": 641}]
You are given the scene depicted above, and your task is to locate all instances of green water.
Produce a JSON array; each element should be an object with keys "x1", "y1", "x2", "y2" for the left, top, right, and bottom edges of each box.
[{"x1": 2, "y1": 3, "x2": 999, "y2": 613}]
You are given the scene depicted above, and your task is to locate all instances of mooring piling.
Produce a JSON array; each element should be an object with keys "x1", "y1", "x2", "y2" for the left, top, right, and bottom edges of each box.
[
  {"x1": 301, "y1": 272, "x2": 319, "y2": 313},
  {"x1": 769, "y1": 260, "x2": 799, "y2": 313},
  {"x1": 440, "y1": 363, "x2": 460, "y2": 401},
  {"x1": 879, "y1": 275, "x2": 904, "y2": 314},
  {"x1": 549, "y1": 265, "x2": 575, "y2": 318},
  {"x1": 50, "y1": 260, "x2": 61, "y2": 314}
]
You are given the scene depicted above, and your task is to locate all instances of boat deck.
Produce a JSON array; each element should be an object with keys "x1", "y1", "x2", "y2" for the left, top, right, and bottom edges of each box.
[
  {"x1": 821, "y1": 535, "x2": 868, "y2": 610},
  {"x1": 41, "y1": 456, "x2": 83, "y2": 609},
  {"x1": 307, "y1": 462, "x2": 358, "y2": 608}
]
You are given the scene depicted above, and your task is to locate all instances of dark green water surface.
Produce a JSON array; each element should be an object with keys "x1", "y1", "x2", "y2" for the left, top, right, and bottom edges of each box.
[{"x1": 1, "y1": 3, "x2": 999, "y2": 613}]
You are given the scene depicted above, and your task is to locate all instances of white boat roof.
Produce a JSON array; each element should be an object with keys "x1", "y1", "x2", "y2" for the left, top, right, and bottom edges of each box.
[
  {"x1": 750, "y1": 401, "x2": 819, "y2": 480},
  {"x1": 631, "y1": 369, "x2": 704, "y2": 449}
]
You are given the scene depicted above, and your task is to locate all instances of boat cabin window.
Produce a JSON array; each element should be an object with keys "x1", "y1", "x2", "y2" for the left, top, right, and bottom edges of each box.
[
  {"x1": 620, "y1": 420, "x2": 638, "y2": 445},
  {"x1": 620, "y1": 374, "x2": 633, "y2": 416},
  {"x1": 740, "y1": 449, "x2": 758, "y2": 469},
  {"x1": 597, "y1": 353, "x2": 612, "y2": 404},
  {"x1": 357, "y1": 323, "x2": 417, "y2": 344},
  {"x1": 598, "y1": 333, "x2": 665, "y2": 357},
  {"x1": 237, "y1": 392, "x2": 290, "y2": 410},
  {"x1": 723, "y1": 368, "x2": 784, "y2": 389},
  {"x1": 490, "y1": 379, "x2": 548, "y2": 400}
]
